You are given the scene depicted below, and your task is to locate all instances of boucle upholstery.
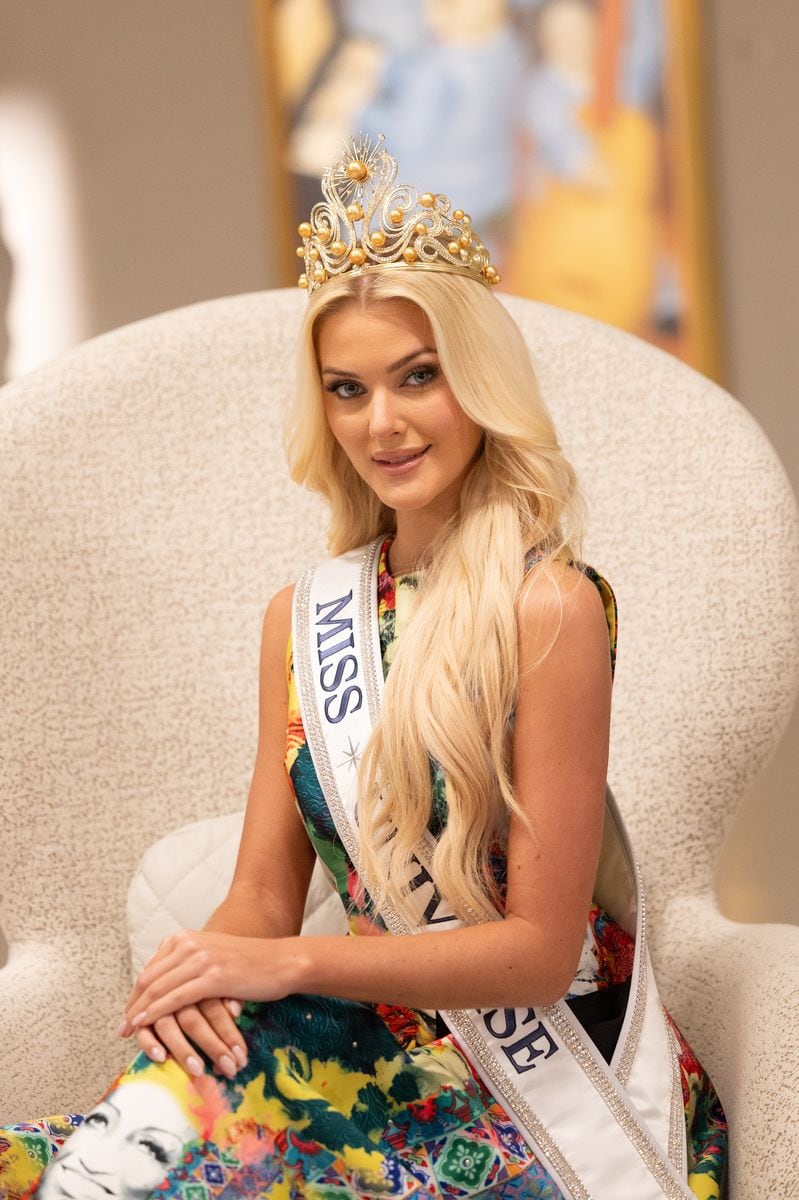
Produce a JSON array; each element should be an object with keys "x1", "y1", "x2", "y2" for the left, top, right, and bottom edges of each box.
[{"x1": 1, "y1": 289, "x2": 797, "y2": 1197}]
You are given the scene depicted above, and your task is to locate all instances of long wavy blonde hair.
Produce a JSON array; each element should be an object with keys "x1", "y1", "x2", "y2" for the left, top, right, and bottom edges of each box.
[{"x1": 286, "y1": 270, "x2": 584, "y2": 923}]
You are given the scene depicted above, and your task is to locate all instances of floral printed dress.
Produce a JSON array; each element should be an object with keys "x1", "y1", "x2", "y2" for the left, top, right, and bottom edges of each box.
[{"x1": 0, "y1": 537, "x2": 727, "y2": 1200}]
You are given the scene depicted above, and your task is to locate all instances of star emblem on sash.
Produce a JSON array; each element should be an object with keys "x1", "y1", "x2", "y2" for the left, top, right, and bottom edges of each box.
[{"x1": 339, "y1": 735, "x2": 361, "y2": 772}]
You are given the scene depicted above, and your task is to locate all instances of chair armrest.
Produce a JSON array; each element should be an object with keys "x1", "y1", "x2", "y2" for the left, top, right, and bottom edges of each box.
[
  {"x1": 0, "y1": 935, "x2": 131, "y2": 1124},
  {"x1": 657, "y1": 893, "x2": 799, "y2": 1200}
]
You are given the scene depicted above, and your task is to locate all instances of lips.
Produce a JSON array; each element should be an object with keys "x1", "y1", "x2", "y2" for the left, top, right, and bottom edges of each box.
[{"x1": 373, "y1": 446, "x2": 430, "y2": 466}]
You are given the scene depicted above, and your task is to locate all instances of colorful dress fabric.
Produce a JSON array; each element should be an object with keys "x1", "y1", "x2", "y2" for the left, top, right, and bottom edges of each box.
[{"x1": 1, "y1": 537, "x2": 727, "y2": 1199}]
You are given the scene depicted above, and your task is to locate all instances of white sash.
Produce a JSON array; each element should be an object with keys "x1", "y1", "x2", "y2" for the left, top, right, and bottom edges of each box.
[{"x1": 292, "y1": 537, "x2": 691, "y2": 1200}]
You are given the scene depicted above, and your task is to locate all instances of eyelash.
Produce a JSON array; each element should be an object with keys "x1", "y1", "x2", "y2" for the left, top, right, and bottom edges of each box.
[
  {"x1": 325, "y1": 364, "x2": 439, "y2": 400},
  {"x1": 137, "y1": 1137, "x2": 170, "y2": 1164}
]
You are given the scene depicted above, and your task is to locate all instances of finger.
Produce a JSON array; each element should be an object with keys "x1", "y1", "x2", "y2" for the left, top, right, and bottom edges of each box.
[
  {"x1": 176, "y1": 1004, "x2": 242, "y2": 1078},
  {"x1": 224, "y1": 998, "x2": 242, "y2": 1018},
  {"x1": 198, "y1": 999, "x2": 248, "y2": 1069},
  {"x1": 128, "y1": 947, "x2": 219, "y2": 1028},
  {"x1": 125, "y1": 943, "x2": 185, "y2": 1019},
  {"x1": 124, "y1": 937, "x2": 177, "y2": 1013},
  {"x1": 151, "y1": 1014, "x2": 207, "y2": 1079},
  {"x1": 119, "y1": 932, "x2": 216, "y2": 1039},
  {"x1": 135, "y1": 1025, "x2": 168, "y2": 1065},
  {"x1": 130, "y1": 965, "x2": 220, "y2": 1030}
]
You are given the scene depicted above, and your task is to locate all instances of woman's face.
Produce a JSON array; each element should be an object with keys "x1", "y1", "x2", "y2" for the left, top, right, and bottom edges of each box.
[
  {"x1": 317, "y1": 299, "x2": 483, "y2": 527},
  {"x1": 37, "y1": 1084, "x2": 195, "y2": 1200}
]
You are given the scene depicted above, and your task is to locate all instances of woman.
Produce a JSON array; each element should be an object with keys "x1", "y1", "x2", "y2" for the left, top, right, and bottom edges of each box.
[{"x1": 1, "y1": 135, "x2": 727, "y2": 1199}]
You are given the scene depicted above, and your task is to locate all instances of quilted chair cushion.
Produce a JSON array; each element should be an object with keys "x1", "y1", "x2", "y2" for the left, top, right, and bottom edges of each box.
[{"x1": 126, "y1": 812, "x2": 347, "y2": 978}]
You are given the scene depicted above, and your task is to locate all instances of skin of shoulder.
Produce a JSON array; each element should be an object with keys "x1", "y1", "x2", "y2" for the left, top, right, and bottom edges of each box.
[{"x1": 218, "y1": 581, "x2": 316, "y2": 938}]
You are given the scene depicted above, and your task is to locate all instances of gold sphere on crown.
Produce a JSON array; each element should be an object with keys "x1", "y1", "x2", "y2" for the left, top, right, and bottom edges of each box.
[
  {"x1": 298, "y1": 134, "x2": 499, "y2": 296},
  {"x1": 346, "y1": 159, "x2": 368, "y2": 181},
  {"x1": 295, "y1": 246, "x2": 305, "y2": 258},
  {"x1": 298, "y1": 273, "x2": 308, "y2": 288}
]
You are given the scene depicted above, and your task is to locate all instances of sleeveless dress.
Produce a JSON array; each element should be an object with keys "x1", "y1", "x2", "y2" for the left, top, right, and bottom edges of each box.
[{"x1": 0, "y1": 537, "x2": 727, "y2": 1200}]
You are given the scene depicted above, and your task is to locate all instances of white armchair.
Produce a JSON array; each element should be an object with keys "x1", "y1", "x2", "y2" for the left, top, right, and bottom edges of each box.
[{"x1": 1, "y1": 290, "x2": 797, "y2": 1197}]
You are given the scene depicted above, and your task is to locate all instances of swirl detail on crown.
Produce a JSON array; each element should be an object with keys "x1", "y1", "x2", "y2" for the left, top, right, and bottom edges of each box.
[{"x1": 296, "y1": 134, "x2": 501, "y2": 296}]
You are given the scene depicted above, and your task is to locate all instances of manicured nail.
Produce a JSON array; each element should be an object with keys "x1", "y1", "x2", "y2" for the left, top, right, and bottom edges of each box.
[
  {"x1": 131, "y1": 1012, "x2": 148, "y2": 1028},
  {"x1": 219, "y1": 1054, "x2": 236, "y2": 1078},
  {"x1": 115, "y1": 1021, "x2": 129, "y2": 1037},
  {"x1": 149, "y1": 1045, "x2": 166, "y2": 1063},
  {"x1": 185, "y1": 1056, "x2": 203, "y2": 1077},
  {"x1": 232, "y1": 1044, "x2": 247, "y2": 1067},
  {"x1": 228, "y1": 1000, "x2": 242, "y2": 1018}
]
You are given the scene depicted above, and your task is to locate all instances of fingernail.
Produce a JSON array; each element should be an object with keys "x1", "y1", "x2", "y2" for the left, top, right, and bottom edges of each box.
[
  {"x1": 115, "y1": 1021, "x2": 128, "y2": 1037},
  {"x1": 150, "y1": 1045, "x2": 166, "y2": 1063},
  {"x1": 185, "y1": 1055, "x2": 204, "y2": 1077},
  {"x1": 131, "y1": 1012, "x2": 148, "y2": 1028},
  {"x1": 232, "y1": 1044, "x2": 248, "y2": 1067},
  {"x1": 219, "y1": 1054, "x2": 236, "y2": 1078},
  {"x1": 228, "y1": 1000, "x2": 242, "y2": 1018}
]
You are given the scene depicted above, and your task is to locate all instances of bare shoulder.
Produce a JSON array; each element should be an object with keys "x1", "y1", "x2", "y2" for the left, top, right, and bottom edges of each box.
[
  {"x1": 261, "y1": 582, "x2": 296, "y2": 647},
  {"x1": 517, "y1": 560, "x2": 610, "y2": 671}
]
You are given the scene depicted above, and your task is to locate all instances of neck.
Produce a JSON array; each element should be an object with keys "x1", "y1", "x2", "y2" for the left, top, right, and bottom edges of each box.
[{"x1": 389, "y1": 510, "x2": 448, "y2": 574}]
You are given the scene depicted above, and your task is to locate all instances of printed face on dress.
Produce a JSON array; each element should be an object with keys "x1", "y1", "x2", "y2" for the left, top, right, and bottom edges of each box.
[
  {"x1": 317, "y1": 299, "x2": 484, "y2": 529},
  {"x1": 37, "y1": 1083, "x2": 196, "y2": 1200}
]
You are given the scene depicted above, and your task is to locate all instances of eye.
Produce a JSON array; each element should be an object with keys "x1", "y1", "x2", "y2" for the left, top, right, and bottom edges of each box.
[
  {"x1": 324, "y1": 379, "x2": 364, "y2": 400},
  {"x1": 403, "y1": 364, "x2": 439, "y2": 388},
  {"x1": 84, "y1": 1111, "x2": 110, "y2": 1129},
  {"x1": 136, "y1": 1135, "x2": 171, "y2": 1165}
]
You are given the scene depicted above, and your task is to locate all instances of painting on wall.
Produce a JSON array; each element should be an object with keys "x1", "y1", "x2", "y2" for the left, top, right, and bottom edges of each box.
[{"x1": 256, "y1": 0, "x2": 723, "y2": 380}]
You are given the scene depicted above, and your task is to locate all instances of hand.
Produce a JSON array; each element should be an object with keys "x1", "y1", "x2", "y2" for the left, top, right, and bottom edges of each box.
[
  {"x1": 132, "y1": 998, "x2": 249, "y2": 1080},
  {"x1": 117, "y1": 929, "x2": 299, "y2": 1035}
]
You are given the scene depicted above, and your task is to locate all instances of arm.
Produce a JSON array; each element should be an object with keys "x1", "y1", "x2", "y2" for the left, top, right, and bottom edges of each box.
[{"x1": 122, "y1": 564, "x2": 612, "y2": 1023}]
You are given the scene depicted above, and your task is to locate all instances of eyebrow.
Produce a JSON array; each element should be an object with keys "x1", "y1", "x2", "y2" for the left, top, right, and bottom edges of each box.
[{"x1": 321, "y1": 346, "x2": 437, "y2": 378}]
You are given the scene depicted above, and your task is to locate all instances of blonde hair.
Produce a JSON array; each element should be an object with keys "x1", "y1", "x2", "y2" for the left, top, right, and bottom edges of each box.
[{"x1": 286, "y1": 271, "x2": 583, "y2": 923}]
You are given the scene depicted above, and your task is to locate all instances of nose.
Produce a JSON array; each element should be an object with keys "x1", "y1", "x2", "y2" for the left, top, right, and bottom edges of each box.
[
  {"x1": 76, "y1": 1144, "x2": 117, "y2": 1182},
  {"x1": 368, "y1": 385, "x2": 406, "y2": 441}
]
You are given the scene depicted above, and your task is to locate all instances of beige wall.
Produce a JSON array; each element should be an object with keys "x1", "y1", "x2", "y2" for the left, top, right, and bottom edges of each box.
[
  {"x1": 0, "y1": 0, "x2": 279, "y2": 355},
  {"x1": 701, "y1": 0, "x2": 799, "y2": 925},
  {"x1": 1, "y1": 0, "x2": 796, "y2": 922}
]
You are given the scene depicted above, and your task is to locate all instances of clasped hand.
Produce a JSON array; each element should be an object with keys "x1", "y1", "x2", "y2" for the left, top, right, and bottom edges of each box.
[{"x1": 117, "y1": 929, "x2": 295, "y2": 1080}]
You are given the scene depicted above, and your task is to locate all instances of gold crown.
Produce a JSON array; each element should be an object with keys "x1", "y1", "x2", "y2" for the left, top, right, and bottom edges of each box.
[{"x1": 296, "y1": 134, "x2": 501, "y2": 296}]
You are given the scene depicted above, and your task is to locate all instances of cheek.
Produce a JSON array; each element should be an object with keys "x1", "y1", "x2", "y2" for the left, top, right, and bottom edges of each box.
[
  {"x1": 324, "y1": 407, "x2": 357, "y2": 450},
  {"x1": 445, "y1": 412, "x2": 482, "y2": 455}
]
